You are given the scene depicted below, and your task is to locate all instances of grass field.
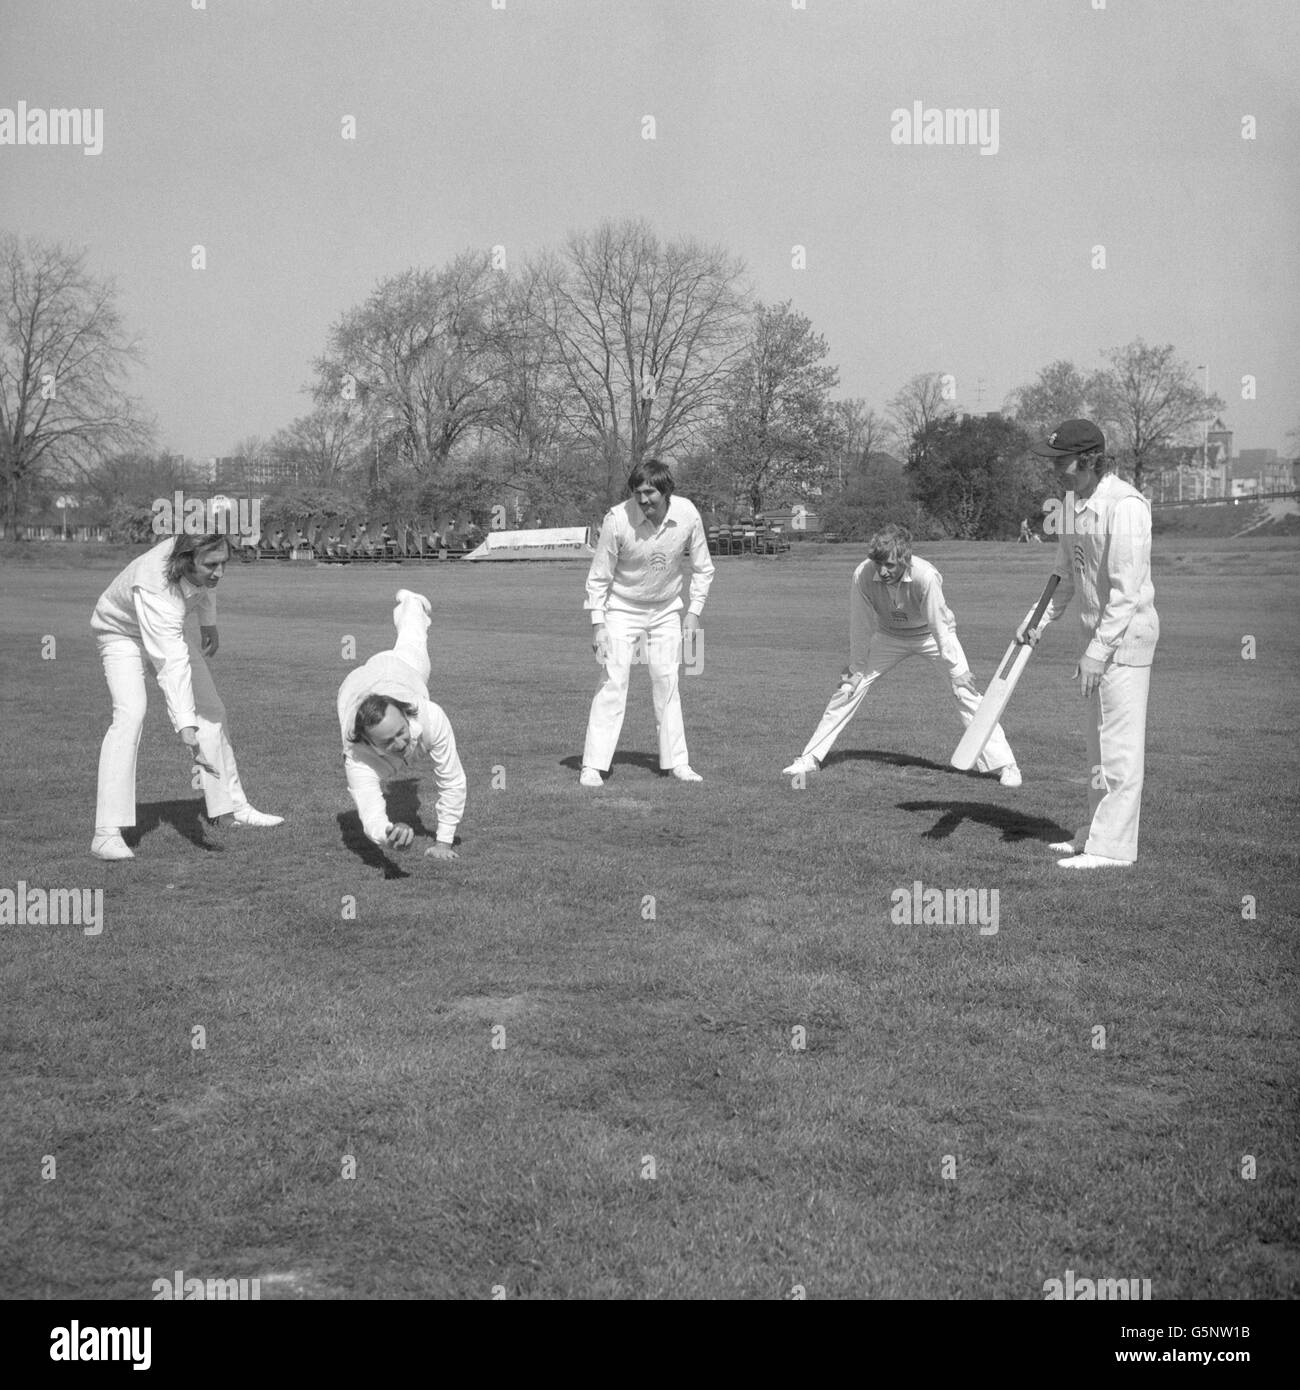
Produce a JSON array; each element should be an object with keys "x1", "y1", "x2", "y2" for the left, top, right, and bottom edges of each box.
[{"x1": 2, "y1": 537, "x2": 1297, "y2": 1300}]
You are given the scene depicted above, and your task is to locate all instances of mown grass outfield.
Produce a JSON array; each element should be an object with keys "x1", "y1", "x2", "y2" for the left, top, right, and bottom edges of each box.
[{"x1": 1, "y1": 537, "x2": 1297, "y2": 1300}]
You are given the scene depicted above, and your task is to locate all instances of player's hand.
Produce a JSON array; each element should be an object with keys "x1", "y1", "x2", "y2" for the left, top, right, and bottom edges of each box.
[
  {"x1": 837, "y1": 668, "x2": 864, "y2": 693},
  {"x1": 1015, "y1": 623, "x2": 1040, "y2": 648},
  {"x1": 180, "y1": 727, "x2": 218, "y2": 775},
  {"x1": 1076, "y1": 654, "x2": 1105, "y2": 699},
  {"x1": 424, "y1": 843, "x2": 458, "y2": 861},
  {"x1": 592, "y1": 625, "x2": 610, "y2": 663},
  {"x1": 199, "y1": 624, "x2": 219, "y2": 657},
  {"x1": 950, "y1": 670, "x2": 978, "y2": 694},
  {"x1": 384, "y1": 822, "x2": 415, "y2": 850}
]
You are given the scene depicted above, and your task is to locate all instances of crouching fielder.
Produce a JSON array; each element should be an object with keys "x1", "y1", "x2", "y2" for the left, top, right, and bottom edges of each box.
[
  {"x1": 337, "y1": 590, "x2": 466, "y2": 859},
  {"x1": 782, "y1": 524, "x2": 1021, "y2": 784},
  {"x1": 90, "y1": 532, "x2": 282, "y2": 861}
]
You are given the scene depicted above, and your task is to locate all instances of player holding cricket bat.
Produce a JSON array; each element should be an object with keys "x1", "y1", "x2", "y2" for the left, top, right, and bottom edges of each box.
[
  {"x1": 782, "y1": 524, "x2": 1022, "y2": 784},
  {"x1": 1018, "y1": 420, "x2": 1159, "y2": 868}
]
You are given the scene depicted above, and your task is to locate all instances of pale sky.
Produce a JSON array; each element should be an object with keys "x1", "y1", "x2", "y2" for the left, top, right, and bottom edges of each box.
[{"x1": 2, "y1": 0, "x2": 1297, "y2": 457}]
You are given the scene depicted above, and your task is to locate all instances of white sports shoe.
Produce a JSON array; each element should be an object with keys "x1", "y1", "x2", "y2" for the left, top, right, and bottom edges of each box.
[
  {"x1": 1048, "y1": 840, "x2": 1078, "y2": 855},
  {"x1": 579, "y1": 767, "x2": 604, "y2": 787},
  {"x1": 395, "y1": 589, "x2": 432, "y2": 615},
  {"x1": 228, "y1": 806, "x2": 284, "y2": 828},
  {"x1": 1057, "y1": 853, "x2": 1130, "y2": 869},
  {"x1": 91, "y1": 833, "x2": 134, "y2": 861},
  {"x1": 782, "y1": 754, "x2": 820, "y2": 776},
  {"x1": 998, "y1": 763, "x2": 1022, "y2": 788},
  {"x1": 671, "y1": 766, "x2": 703, "y2": 782}
]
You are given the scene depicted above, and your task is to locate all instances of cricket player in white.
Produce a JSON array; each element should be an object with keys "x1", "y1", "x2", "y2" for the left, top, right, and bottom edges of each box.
[
  {"x1": 337, "y1": 590, "x2": 466, "y2": 858},
  {"x1": 783, "y1": 524, "x2": 1021, "y2": 784},
  {"x1": 1019, "y1": 420, "x2": 1159, "y2": 868},
  {"x1": 90, "y1": 532, "x2": 282, "y2": 861},
  {"x1": 581, "y1": 458, "x2": 715, "y2": 785}
]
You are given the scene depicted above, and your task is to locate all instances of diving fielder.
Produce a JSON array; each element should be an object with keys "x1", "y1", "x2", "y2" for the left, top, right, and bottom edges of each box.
[
  {"x1": 581, "y1": 458, "x2": 715, "y2": 785},
  {"x1": 337, "y1": 590, "x2": 466, "y2": 858},
  {"x1": 1018, "y1": 420, "x2": 1159, "y2": 868},
  {"x1": 782, "y1": 524, "x2": 1022, "y2": 784}
]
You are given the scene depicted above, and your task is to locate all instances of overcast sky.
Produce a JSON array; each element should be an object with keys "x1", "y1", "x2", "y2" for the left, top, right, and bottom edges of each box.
[{"x1": 2, "y1": 0, "x2": 1297, "y2": 458}]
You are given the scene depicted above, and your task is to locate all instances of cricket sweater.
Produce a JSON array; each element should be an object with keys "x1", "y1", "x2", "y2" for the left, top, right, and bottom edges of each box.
[
  {"x1": 848, "y1": 555, "x2": 970, "y2": 677},
  {"x1": 585, "y1": 495, "x2": 716, "y2": 624},
  {"x1": 1030, "y1": 474, "x2": 1160, "y2": 667},
  {"x1": 90, "y1": 537, "x2": 218, "y2": 732}
]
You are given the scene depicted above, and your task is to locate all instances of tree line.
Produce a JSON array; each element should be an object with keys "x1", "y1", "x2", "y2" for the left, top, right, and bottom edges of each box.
[{"x1": 2, "y1": 223, "x2": 1239, "y2": 542}]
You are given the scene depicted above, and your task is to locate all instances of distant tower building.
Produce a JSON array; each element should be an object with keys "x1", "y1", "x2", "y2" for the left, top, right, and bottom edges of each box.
[{"x1": 1207, "y1": 418, "x2": 1233, "y2": 466}]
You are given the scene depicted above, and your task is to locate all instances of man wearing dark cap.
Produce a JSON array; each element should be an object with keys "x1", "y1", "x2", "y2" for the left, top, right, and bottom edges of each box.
[{"x1": 1018, "y1": 420, "x2": 1159, "y2": 868}]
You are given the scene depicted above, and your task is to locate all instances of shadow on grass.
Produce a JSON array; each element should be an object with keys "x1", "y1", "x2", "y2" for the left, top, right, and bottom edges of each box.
[
  {"x1": 336, "y1": 778, "x2": 433, "y2": 879},
  {"x1": 128, "y1": 799, "x2": 224, "y2": 852},
  {"x1": 898, "y1": 799, "x2": 1071, "y2": 844},
  {"x1": 559, "y1": 751, "x2": 665, "y2": 776},
  {"x1": 826, "y1": 749, "x2": 953, "y2": 773}
]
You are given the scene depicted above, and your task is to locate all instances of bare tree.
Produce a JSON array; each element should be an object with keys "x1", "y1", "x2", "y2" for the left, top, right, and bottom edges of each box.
[
  {"x1": 0, "y1": 233, "x2": 150, "y2": 528},
  {"x1": 711, "y1": 301, "x2": 841, "y2": 514},
  {"x1": 1004, "y1": 360, "x2": 1101, "y2": 437},
  {"x1": 1092, "y1": 339, "x2": 1224, "y2": 489},
  {"x1": 833, "y1": 398, "x2": 892, "y2": 485},
  {"x1": 270, "y1": 405, "x2": 366, "y2": 490},
  {"x1": 542, "y1": 219, "x2": 750, "y2": 505},
  {"x1": 489, "y1": 258, "x2": 573, "y2": 473},
  {"x1": 313, "y1": 251, "x2": 507, "y2": 476},
  {"x1": 886, "y1": 372, "x2": 957, "y2": 466}
]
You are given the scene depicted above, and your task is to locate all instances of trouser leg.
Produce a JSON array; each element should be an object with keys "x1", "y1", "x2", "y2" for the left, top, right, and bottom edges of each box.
[
  {"x1": 96, "y1": 634, "x2": 148, "y2": 829},
  {"x1": 646, "y1": 612, "x2": 688, "y2": 770},
  {"x1": 583, "y1": 611, "x2": 636, "y2": 772},
  {"x1": 1083, "y1": 664, "x2": 1150, "y2": 862},
  {"x1": 800, "y1": 633, "x2": 911, "y2": 763},
  {"x1": 183, "y1": 642, "x2": 243, "y2": 818},
  {"x1": 391, "y1": 592, "x2": 432, "y2": 685}
]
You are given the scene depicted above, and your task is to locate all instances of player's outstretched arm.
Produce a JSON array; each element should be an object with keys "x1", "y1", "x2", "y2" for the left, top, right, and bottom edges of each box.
[
  {"x1": 344, "y1": 753, "x2": 401, "y2": 849},
  {"x1": 422, "y1": 705, "x2": 467, "y2": 860}
]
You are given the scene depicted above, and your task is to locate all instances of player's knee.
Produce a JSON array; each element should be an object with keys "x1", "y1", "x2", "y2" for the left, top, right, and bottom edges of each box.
[{"x1": 110, "y1": 698, "x2": 147, "y2": 729}]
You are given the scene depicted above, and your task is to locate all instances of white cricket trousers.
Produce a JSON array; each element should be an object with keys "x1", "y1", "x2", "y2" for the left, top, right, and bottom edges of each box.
[
  {"x1": 800, "y1": 629, "x2": 1015, "y2": 773},
  {"x1": 1081, "y1": 663, "x2": 1151, "y2": 863},
  {"x1": 95, "y1": 632, "x2": 247, "y2": 828},
  {"x1": 391, "y1": 590, "x2": 432, "y2": 685},
  {"x1": 583, "y1": 607, "x2": 689, "y2": 772}
]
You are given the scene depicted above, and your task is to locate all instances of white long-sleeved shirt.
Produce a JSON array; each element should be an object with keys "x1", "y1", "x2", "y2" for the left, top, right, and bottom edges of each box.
[
  {"x1": 848, "y1": 554, "x2": 970, "y2": 677},
  {"x1": 90, "y1": 538, "x2": 217, "y2": 732},
  {"x1": 584, "y1": 495, "x2": 715, "y2": 624},
  {"x1": 1027, "y1": 474, "x2": 1159, "y2": 667},
  {"x1": 337, "y1": 651, "x2": 467, "y2": 846}
]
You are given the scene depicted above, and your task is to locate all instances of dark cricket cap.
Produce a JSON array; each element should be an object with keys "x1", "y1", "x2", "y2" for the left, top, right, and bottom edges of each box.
[{"x1": 1030, "y1": 419, "x2": 1106, "y2": 457}]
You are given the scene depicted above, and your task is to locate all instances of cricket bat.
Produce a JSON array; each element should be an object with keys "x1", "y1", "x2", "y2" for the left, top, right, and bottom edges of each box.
[{"x1": 950, "y1": 574, "x2": 1060, "y2": 770}]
